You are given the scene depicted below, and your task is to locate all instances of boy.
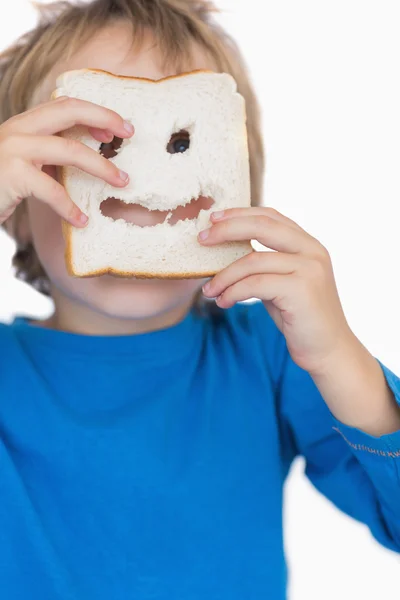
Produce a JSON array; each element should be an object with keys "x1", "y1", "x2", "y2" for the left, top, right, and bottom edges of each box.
[{"x1": 0, "y1": 1, "x2": 399, "y2": 598}]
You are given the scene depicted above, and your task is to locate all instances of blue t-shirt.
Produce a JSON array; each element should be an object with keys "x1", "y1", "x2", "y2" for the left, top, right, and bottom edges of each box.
[{"x1": 0, "y1": 301, "x2": 400, "y2": 600}]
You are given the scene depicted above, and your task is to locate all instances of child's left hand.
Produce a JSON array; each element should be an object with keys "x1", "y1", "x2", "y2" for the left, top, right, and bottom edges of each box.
[{"x1": 199, "y1": 207, "x2": 356, "y2": 376}]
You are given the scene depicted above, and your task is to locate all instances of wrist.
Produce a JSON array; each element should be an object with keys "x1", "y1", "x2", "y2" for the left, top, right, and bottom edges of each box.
[
  {"x1": 307, "y1": 327, "x2": 361, "y2": 379},
  {"x1": 309, "y1": 333, "x2": 400, "y2": 436}
]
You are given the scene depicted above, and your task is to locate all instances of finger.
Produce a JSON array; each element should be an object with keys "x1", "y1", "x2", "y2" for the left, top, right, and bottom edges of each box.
[
  {"x1": 199, "y1": 215, "x2": 317, "y2": 254},
  {"x1": 87, "y1": 127, "x2": 115, "y2": 143},
  {"x1": 26, "y1": 95, "x2": 67, "y2": 111},
  {"x1": 203, "y1": 250, "x2": 299, "y2": 298},
  {"x1": 23, "y1": 164, "x2": 88, "y2": 227},
  {"x1": 25, "y1": 98, "x2": 117, "y2": 143},
  {"x1": 215, "y1": 273, "x2": 291, "y2": 309},
  {"x1": 211, "y1": 207, "x2": 304, "y2": 231},
  {"x1": 7, "y1": 97, "x2": 135, "y2": 139},
  {"x1": 12, "y1": 134, "x2": 129, "y2": 188}
]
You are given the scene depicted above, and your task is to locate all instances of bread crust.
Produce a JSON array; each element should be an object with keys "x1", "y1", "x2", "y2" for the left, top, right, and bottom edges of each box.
[
  {"x1": 52, "y1": 68, "x2": 215, "y2": 94},
  {"x1": 53, "y1": 68, "x2": 249, "y2": 279}
]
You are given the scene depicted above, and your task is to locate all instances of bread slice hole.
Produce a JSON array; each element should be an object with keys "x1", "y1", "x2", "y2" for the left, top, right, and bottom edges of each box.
[
  {"x1": 100, "y1": 195, "x2": 214, "y2": 227},
  {"x1": 99, "y1": 136, "x2": 124, "y2": 159},
  {"x1": 166, "y1": 130, "x2": 190, "y2": 154}
]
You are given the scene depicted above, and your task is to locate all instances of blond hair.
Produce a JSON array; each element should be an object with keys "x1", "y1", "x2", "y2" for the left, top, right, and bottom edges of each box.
[{"x1": 0, "y1": 0, "x2": 264, "y2": 295}]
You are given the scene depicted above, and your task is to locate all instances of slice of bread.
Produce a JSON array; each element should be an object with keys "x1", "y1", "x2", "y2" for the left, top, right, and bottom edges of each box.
[{"x1": 52, "y1": 68, "x2": 252, "y2": 278}]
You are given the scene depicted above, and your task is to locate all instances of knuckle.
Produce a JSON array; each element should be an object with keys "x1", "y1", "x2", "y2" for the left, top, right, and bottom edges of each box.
[
  {"x1": 318, "y1": 243, "x2": 331, "y2": 261},
  {"x1": 0, "y1": 133, "x2": 24, "y2": 154},
  {"x1": 2, "y1": 156, "x2": 26, "y2": 190},
  {"x1": 263, "y1": 207, "x2": 280, "y2": 218},
  {"x1": 251, "y1": 273, "x2": 265, "y2": 288},
  {"x1": 255, "y1": 215, "x2": 274, "y2": 235},
  {"x1": 106, "y1": 107, "x2": 122, "y2": 123},
  {"x1": 260, "y1": 215, "x2": 275, "y2": 228},
  {"x1": 306, "y1": 257, "x2": 327, "y2": 280},
  {"x1": 5, "y1": 159, "x2": 34, "y2": 202},
  {"x1": 64, "y1": 137, "x2": 82, "y2": 154},
  {"x1": 212, "y1": 220, "x2": 227, "y2": 237},
  {"x1": 222, "y1": 289, "x2": 233, "y2": 303},
  {"x1": 248, "y1": 250, "x2": 262, "y2": 265},
  {"x1": 312, "y1": 243, "x2": 331, "y2": 267},
  {"x1": 67, "y1": 203, "x2": 78, "y2": 221},
  {"x1": 105, "y1": 156, "x2": 119, "y2": 173},
  {"x1": 49, "y1": 178, "x2": 67, "y2": 203},
  {"x1": 221, "y1": 218, "x2": 236, "y2": 237},
  {"x1": 64, "y1": 96, "x2": 80, "y2": 109},
  {"x1": 8, "y1": 155, "x2": 25, "y2": 177},
  {"x1": 98, "y1": 154, "x2": 119, "y2": 178}
]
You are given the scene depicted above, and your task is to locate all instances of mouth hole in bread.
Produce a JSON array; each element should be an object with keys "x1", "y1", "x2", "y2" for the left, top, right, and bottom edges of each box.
[
  {"x1": 100, "y1": 195, "x2": 214, "y2": 227},
  {"x1": 99, "y1": 136, "x2": 124, "y2": 159},
  {"x1": 166, "y1": 130, "x2": 190, "y2": 154}
]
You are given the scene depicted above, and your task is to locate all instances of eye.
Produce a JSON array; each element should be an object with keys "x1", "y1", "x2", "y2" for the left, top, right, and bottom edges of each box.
[
  {"x1": 167, "y1": 130, "x2": 190, "y2": 154},
  {"x1": 99, "y1": 136, "x2": 123, "y2": 159}
]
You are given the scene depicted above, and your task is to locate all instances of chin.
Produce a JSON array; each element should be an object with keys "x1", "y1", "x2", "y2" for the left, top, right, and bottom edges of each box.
[{"x1": 57, "y1": 270, "x2": 204, "y2": 321}]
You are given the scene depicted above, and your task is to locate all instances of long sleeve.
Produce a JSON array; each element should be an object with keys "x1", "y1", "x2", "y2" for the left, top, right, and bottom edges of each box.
[{"x1": 278, "y1": 351, "x2": 400, "y2": 552}]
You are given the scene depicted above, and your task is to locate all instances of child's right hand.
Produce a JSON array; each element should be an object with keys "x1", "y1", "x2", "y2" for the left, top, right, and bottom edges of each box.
[{"x1": 0, "y1": 96, "x2": 134, "y2": 227}]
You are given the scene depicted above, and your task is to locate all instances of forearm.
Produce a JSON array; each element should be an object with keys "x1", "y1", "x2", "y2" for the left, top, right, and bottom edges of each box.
[{"x1": 309, "y1": 334, "x2": 400, "y2": 437}]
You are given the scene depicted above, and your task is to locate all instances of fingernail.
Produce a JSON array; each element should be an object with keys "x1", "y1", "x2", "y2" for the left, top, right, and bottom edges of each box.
[
  {"x1": 79, "y1": 213, "x2": 88, "y2": 225},
  {"x1": 119, "y1": 170, "x2": 129, "y2": 182},
  {"x1": 212, "y1": 211, "x2": 225, "y2": 220},
  {"x1": 199, "y1": 228, "x2": 210, "y2": 241},
  {"x1": 123, "y1": 120, "x2": 134, "y2": 134},
  {"x1": 202, "y1": 281, "x2": 211, "y2": 294}
]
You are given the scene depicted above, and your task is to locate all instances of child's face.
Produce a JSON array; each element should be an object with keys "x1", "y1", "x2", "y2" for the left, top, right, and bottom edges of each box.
[{"x1": 26, "y1": 23, "x2": 212, "y2": 324}]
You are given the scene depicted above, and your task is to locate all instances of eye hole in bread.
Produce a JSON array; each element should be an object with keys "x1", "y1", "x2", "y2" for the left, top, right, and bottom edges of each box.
[
  {"x1": 99, "y1": 136, "x2": 124, "y2": 159},
  {"x1": 166, "y1": 130, "x2": 190, "y2": 154}
]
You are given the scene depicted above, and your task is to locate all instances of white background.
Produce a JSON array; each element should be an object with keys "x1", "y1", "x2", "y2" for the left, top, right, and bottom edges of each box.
[{"x1": 0, "y1": 1, "x2": 399, "y2": 598}]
